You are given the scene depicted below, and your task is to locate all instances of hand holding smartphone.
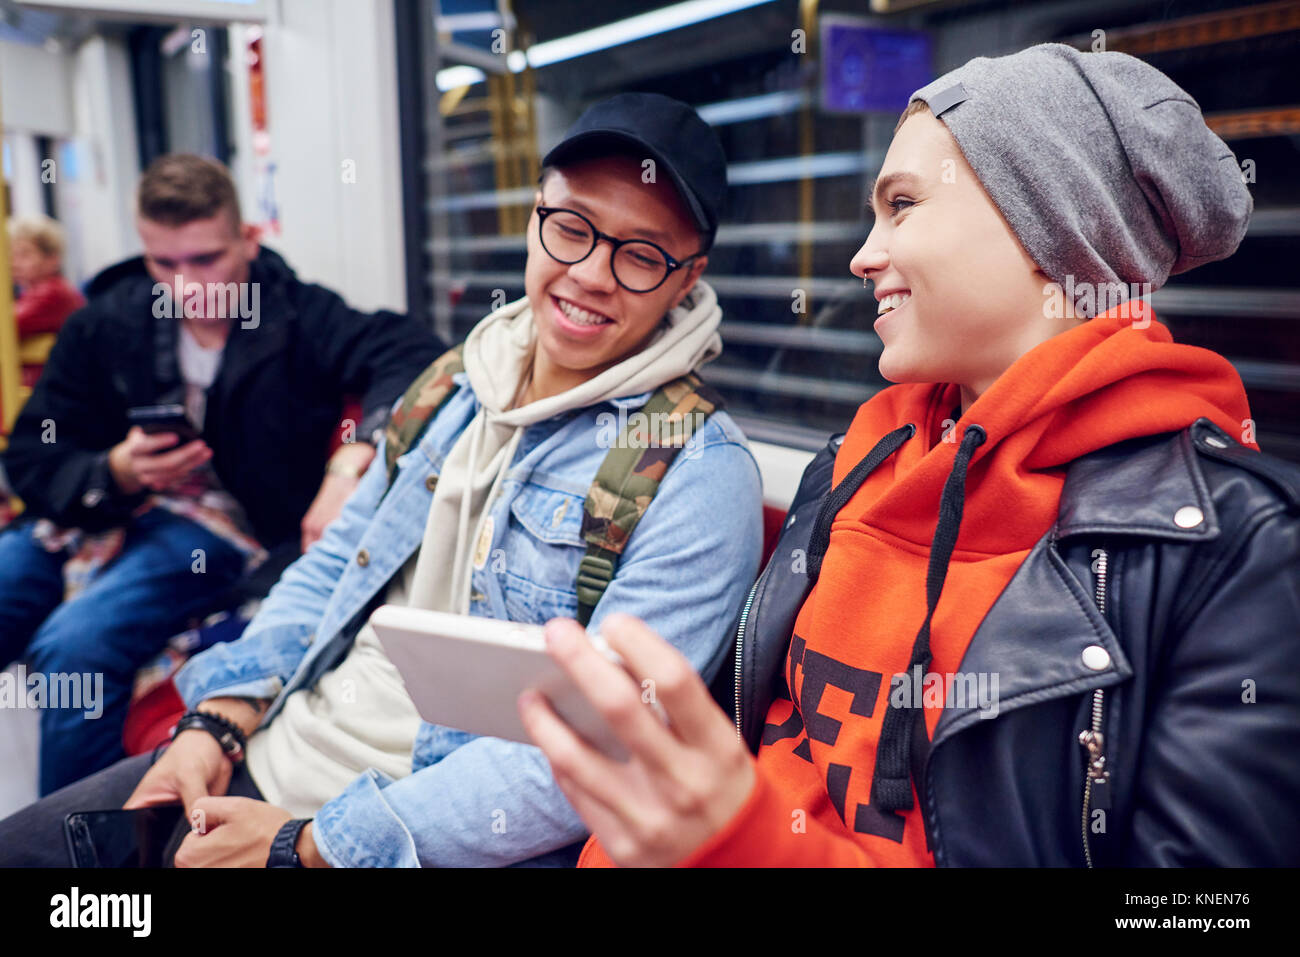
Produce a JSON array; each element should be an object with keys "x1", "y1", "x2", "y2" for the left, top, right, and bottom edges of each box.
[
  {"x1": 114, "y1": 405, "x2": 211, "y2": 493},
  {"x1": 126, "y1": 404, "x2": 201, "y2": 446}
]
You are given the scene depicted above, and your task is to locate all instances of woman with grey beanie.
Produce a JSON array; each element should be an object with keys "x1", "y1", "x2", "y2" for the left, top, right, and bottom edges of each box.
[{"x1": 520, "y1": 42, "x2": 1300, "y2": 868}]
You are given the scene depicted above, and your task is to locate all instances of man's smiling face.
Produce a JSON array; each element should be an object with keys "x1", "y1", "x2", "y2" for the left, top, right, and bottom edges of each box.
[
  {"x1": 851, "y1": 108, "x2": 1070, "y2": 401},
  {"x1": 524, "y1": 153, "x2": 707, "y2": 384}
]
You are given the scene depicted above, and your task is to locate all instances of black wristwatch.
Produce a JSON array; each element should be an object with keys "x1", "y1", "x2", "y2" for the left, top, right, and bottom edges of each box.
[
  {"x1": 267, "y1": 818, "x2": 312, "y2": 868},
  {"x1": 171, "y1": 710, "x2": 247, "y2": 763}
]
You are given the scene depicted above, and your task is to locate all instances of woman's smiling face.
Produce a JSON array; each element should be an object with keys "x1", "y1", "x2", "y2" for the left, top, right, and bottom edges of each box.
[
  {"x1": 524, "y1": 154, "x2": 707, "y2": 389},
  {"x1": 850, "y1": 108, "x2": 1076, "y2": 404}
]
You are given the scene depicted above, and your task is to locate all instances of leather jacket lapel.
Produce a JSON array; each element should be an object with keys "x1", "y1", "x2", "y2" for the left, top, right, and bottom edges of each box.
[
  {"x1": 1055, "y1": 424, "x2": 1221, "y2": 543},
  {"x1": 932, "y1": 418, "x2": 1228, "y2": 750},
  {"x1": 930, "y1": 534, "x2": 1131, "y2": 750}
]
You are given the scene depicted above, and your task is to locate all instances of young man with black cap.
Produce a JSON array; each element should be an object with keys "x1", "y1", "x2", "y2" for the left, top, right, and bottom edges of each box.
[{"x1": 0, "y1": 93, "x2": 763, "y2": 868}]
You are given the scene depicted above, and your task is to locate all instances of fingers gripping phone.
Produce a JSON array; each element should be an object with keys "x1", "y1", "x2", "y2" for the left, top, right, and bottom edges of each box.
[{"x1": 127, "y1": 404, "x2": 201, "y2": 446}]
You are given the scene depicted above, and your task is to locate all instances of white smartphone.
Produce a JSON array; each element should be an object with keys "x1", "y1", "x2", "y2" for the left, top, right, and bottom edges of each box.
[{"x1": 369, "y1": 605, "x2": 630, "y2": 760}]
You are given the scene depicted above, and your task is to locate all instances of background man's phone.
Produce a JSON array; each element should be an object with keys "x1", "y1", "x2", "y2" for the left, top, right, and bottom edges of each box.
[
  {"x1": 127, "y1": 404, "x2": 201, "y2": 446},
  {"x1": 64, "y1": 805, "x2": 186, "y2": 867}
]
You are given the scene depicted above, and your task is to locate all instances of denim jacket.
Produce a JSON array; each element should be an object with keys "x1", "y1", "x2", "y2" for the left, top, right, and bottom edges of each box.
[{"x1": 174, "y1": 372, "x2": 764, "y2": 866}]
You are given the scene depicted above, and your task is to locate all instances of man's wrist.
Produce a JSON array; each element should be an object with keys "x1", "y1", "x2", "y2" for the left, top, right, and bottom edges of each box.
[
  {"x1": 173, "y1": 711, "x2": 247, "y2": 762},
  {"x1": 197, "y1": 697, "x2": 267, "y2": 738},
  {"x1": 326, "y1": 441, "x2": 375, "y2": 479},
  {"x1": 324, "y1": 461, "x2": 365, "y2": 480},
  {"x1": 267, "y1": 817, "x2": 313, "y2": 868},
  {"x1": 296, "y1": 821, "x2": 329, "y2": 868},
  {"x1": 172, "y1": 726, "x2": 230, "y2": 763},
  {"x1": 106, "y1": 444, "x2": 142, "y2": 496}
]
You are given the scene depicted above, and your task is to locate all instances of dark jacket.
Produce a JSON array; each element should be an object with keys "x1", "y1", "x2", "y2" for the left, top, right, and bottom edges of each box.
[
  {"x1": 2, "y1": 247, "x2": 443, "y2": 549},
  {"x1": 710, "y1": 417, "x2": 1300, "y2": 866}
]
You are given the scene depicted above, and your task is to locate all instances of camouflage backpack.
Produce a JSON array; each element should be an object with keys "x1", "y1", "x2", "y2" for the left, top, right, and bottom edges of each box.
[{"x1": 382, "y1": 343, "x2": 723, "y2": 625}]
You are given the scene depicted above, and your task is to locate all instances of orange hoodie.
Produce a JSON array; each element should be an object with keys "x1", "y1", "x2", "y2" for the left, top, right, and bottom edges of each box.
[{"x1": 578, "y1": 300, "x2": 1255, "y2": 868}]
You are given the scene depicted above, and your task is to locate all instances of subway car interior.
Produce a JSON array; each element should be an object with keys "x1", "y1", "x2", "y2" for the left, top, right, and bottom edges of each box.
[{"x1": 0, "y1": 0, "x2": 1297, "y2": 855}]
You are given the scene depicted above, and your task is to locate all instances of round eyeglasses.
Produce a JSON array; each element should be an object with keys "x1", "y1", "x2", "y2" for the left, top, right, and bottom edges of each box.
[{"x1": 536, "y1": 205, "x2": 703, "y2": 294}]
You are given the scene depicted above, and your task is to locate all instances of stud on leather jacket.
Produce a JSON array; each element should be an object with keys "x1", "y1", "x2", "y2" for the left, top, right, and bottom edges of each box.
[{"x1": 708, "y1": 417, "x2": 1300, "y2": 866}]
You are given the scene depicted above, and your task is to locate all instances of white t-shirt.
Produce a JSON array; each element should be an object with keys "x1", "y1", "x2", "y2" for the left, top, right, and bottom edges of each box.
[
  {"x1": 178, "y1": 324, "x2": 223, "y2": 428},
  {"x1": 163, "y1": 325, "x2": 254, "y2": 534}
]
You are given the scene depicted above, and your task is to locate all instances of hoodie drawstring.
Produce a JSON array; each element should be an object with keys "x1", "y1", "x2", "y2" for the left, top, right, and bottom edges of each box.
[
  {"x1": 871, "y1": 423, "x2": 986, "y2": 813},
  {"x1": 796, "y1": 420, "x2": 989, "y2": 814},
  {"x1": 806, "y1": 424, "x2": 916, "y2": 579}
]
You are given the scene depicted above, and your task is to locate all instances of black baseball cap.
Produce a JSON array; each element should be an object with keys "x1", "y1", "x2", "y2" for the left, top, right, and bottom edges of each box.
[{"x1": 540, "y1": 92, "x2": 728, "y2": 250}]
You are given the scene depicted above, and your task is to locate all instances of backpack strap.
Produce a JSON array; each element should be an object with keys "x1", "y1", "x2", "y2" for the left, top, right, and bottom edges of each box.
[
  {"x1": 382, "y1": 344, "x2": 466, "y2": 489},
  {"x1": 576, "y1": 373, "x2": 724, "y2": 626}
]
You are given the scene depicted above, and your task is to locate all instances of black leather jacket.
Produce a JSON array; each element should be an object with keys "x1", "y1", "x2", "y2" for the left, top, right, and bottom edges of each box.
[{"x1": 708, "y1": 417, "x2": 1300, "y2": 866}]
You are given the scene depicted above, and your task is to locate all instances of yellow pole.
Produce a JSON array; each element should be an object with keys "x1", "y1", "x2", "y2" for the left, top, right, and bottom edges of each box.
[
  {"x1": 0, "y1": 77, "x2": 23, "y2": 446},
  {"x1": 519, "y1": 61, "x2": 538, "y2": 189},
  {"x1": 487, "y1": 73, "x2": 510, "y2": 235},
  {"x1": 797, "y1": 0, "x2": 819, "y2": 323},
  {"x1": 501, "y1": 65, "x2": 522, "y2": 235}
]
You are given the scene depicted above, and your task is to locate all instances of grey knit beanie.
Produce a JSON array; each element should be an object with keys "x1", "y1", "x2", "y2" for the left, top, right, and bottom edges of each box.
[{"x1": 910, "y1": 43, "x2": 1252, "y2": 316}]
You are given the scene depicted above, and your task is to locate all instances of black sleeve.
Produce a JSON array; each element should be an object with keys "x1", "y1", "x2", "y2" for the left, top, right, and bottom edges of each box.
[
  {"x1": 298, "y1": 288, "x2": 444, "y2": 443},
  {"x1": 1122, "y1": 506, "x2": 1300, "y2": 866},
  {"x1": 706, "y1": 432, "x2": 842, "y2": 744},
  {"x1": 2, "y1": 307, "x2": 145, "y2": 529}
]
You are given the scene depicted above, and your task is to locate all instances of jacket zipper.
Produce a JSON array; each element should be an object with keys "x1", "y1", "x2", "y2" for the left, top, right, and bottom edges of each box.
[
  {"x1": 1079, "y1": 547, "x2": 1110, "y2": 868},
  {"x1": 733, "y1": 568, "x2": 766, "y2": 739}
]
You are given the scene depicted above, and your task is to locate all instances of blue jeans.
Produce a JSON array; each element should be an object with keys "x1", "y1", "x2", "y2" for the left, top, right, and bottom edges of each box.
[{"x1": 0, "y1": 510, "x2": 244, "y2": 795}]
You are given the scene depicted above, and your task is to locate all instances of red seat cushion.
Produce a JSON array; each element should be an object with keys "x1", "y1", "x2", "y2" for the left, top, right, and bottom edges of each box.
[
  {"x1": 122, "y1": 678, "x2": 186, "y2": 757},
  {"x1": 761, "y1": 504, "x2": 786, "y2": 566}
]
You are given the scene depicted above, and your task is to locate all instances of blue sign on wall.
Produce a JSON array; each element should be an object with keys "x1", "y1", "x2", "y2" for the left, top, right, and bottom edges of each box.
[{"x1": 821, "y1": 18, "x2": 932, "y2": 114}]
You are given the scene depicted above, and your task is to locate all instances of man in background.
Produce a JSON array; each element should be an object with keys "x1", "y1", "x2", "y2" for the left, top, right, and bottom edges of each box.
[{"x1": 0, "y1": 154, "x2": 442, "y2": 794}]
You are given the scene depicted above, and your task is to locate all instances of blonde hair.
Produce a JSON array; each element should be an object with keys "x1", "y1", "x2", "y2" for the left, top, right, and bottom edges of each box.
[
  {"x1": 8, "y1": 213, "x2": 67, "y2": 261},
  {"x1": 894, "y1": 98, "x2": 932, "y2": 135}
]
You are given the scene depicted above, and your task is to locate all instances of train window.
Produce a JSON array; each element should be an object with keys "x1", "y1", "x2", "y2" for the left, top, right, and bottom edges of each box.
[{"x1": 404, "y1": 0, "x2": 1300, "y2": 460}]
